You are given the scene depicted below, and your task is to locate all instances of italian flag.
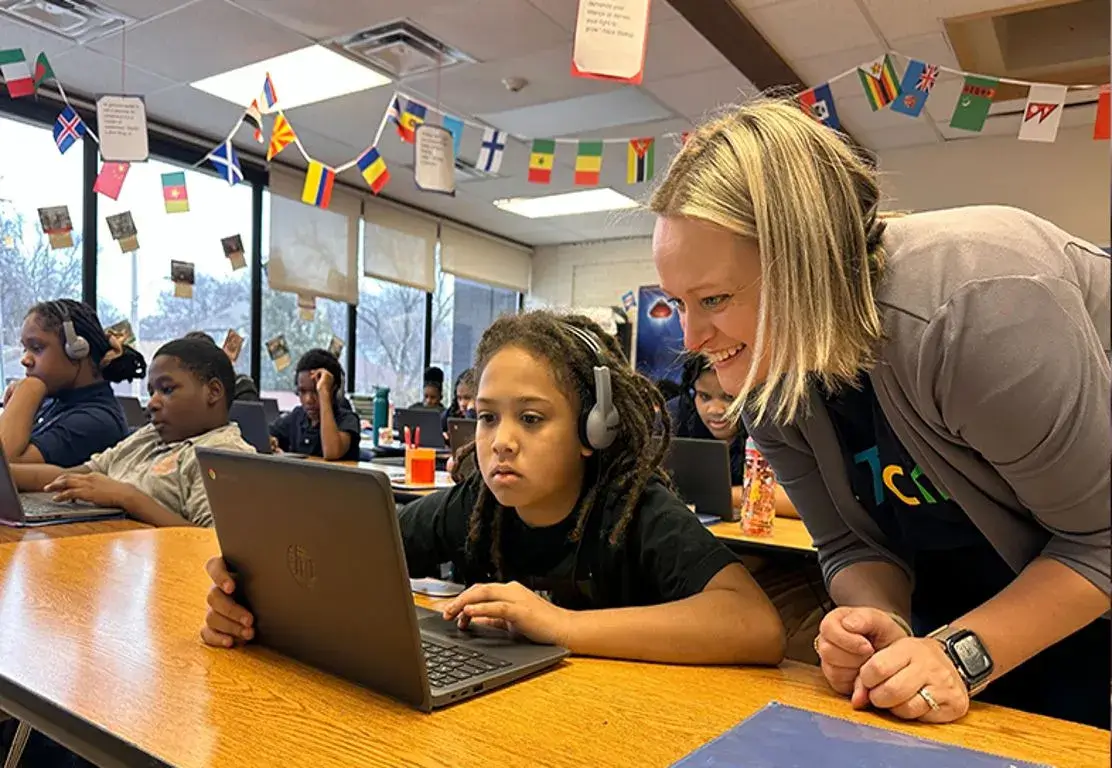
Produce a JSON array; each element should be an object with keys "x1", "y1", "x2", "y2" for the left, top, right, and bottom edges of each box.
[{"x1": 0, "y1": 49, "x2": 34, "y2": 98}]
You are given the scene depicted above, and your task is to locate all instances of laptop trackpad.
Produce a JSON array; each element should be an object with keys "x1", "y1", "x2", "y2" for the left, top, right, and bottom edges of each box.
[{"x1": 418, "y1": 612, "x2": 524, "y2": 647}]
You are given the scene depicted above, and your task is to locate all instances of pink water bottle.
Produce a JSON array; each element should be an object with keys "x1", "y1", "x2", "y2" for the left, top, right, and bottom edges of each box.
[{"x1": 741, "y1": 437, "x2": 775, "y2": 537}]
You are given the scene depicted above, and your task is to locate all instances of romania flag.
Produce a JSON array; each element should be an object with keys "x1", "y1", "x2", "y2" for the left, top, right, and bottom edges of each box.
[
  {"x1": 398, "y1": 100, "x2": 427, "y2": 144},
  {"x1": 301, "y1": 161, "x2": 335, "y2": 209},
  {"x1": 529, "y1": 139, "x2": 555, "y2": 184},
  {"x1": 574, "y1": 140, "x2": 603, "y2": 185},
  {"x1": 857, "y1": 55, "x2": 900, "y2": 111},
  {"x1": 357, "y1": 146, "x2": 389, "y2": 194}
]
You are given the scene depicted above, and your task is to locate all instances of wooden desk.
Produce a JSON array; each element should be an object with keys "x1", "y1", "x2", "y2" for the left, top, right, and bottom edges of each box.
[
  {"x1": 0, "y1": 529, "x2": 1105, "y2": 768},
  {"x1": 709, "y1": 517, "x2": 817, "y2": 554},
  {"x1": 0, "y1": 518, "x2": 147, "y2": 545}
]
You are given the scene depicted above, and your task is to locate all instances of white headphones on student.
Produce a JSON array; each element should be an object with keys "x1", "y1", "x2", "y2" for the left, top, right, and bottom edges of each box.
[
  {"x1": 563, "y1": 323, "x2": 620, "y2": 451},
  {"x1": 51, "y1": 301, "x2": 90, "y2": 361}
]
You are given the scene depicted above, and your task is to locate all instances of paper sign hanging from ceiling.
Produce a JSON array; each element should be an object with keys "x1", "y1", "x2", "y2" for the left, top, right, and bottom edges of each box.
[
  {"x1": 413, "y1": 124, "x2": 456, "y2": 196},
  {"x1": 38, "y1": 205, "x2": 73, "y2": 249},
  {"x1": 221, "y1": 234, "x2": 246, "y2": 271},
  {"x1": 96, "y1": 95, "x2": 149, "y2": 162},
  {"x1": 105, "y1": 211, "x2": 139, "y2": 252},
  {"x1": 171, "y1": 260, "x2": 195, "y2": 298},
  {"x1": 571, "y1": 0, "x2": 651, "y2": 84}
]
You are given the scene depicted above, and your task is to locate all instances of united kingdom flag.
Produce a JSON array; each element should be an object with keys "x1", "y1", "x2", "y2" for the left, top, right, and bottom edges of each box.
[
  {"x1": 52, "y1": 106, "x2": 85, "y2": 154},
  {"x1": 916, "y1": 64, "x2": 939, "y2": 92}
]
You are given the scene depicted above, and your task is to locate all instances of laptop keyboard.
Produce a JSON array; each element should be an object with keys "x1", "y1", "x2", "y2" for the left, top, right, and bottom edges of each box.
[
  {"x1": 21, "y1": 495, "x2": 65, "y2": 518},
  {"x1": 421, "y1": 638, "x2": 512, "y2": 688}
]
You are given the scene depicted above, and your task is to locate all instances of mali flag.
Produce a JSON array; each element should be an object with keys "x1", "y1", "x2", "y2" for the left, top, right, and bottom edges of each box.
[
  {"x1": 529, "y1": 139, "x2": 555, "y2": 184},
  {"x1": 301, "y1": 161, "x2": 335, "y2": 209},
  {"x1": 574, "y1": 140, "x2": 603, "y2": 185},
  {"x1": 357, "y1": 146, "x2": 389, "y2": 194},
  {"x1": 161, "y1": 171, "x2": 189, "y2": 213},
  {"x1": 398, "y1": 100, "x2": 427, "y2": 144},
  {"x1": 627, "y1": 138, "x2": 654, "y2": 184}
]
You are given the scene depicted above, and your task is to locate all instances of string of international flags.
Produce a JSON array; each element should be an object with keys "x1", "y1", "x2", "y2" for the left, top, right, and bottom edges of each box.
[{"x1": 5, "y1": 45, "x2": 1109, "y2": 214}]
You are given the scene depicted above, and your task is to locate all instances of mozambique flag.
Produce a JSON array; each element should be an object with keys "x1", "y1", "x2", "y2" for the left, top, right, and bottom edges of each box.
[
  {"x1": 574, "y1": 140, "x2": 603, "y2": 185},
  {"x1": 627, "y1": 138, "x2": 654, "y2": 183},
  {"x1": 267, "y1": 112, "x2": 296, "y2": 160},
  {"x1": 161, "y1": 171, "x2": 189, "y2": 213},
  {"x1": 857, "y1": 55, "x2": 900, "y2": 111},
  {"x1": 356, "y1": 146, "x2": 389, "y2": 194},
  {"x1": 529, "y1": 139, "x2": 555, "y2": 184},
  {"x1": 301, "y1": 161, "x2": 335, "y2": 209}
]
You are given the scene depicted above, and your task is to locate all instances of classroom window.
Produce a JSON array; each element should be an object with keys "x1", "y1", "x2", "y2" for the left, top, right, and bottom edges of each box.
[
  {"x1": 355, "y1": 272, "x2": 427, "y2": 408},
  {"x1": 95, "y1": 157, "x2": 253, "y2": 397},
  {"x1": 431, "y1": 273, "x2": 519, "y2": 386},
  {"x1": 0, "y1": 114, "x2": 85, "y2": 390},
  {"x1": 259, "y1": 190, "x2": 349, "y2": 410}
]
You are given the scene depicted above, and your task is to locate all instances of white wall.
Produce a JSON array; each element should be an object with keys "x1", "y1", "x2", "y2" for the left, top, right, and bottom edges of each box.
[{"x1": 529, "y1": 125, "x2": 1109, "y2": 308}]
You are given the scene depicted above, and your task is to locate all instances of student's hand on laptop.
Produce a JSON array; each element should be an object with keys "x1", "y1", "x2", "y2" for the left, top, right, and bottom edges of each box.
[
  {"x1": 815, "y1": 607, "x2": 909, "y2": 701},
  {"x1": 200, "y1": 556, "x2": 255, "y2": 648},
  {"x1": 44, "y1": 473, "x2": 133, "y2": 507},
  {"x1": 268, "y1": 436, "x2": 282, "y2": 453},
  {"x1": 442, "y1": 581, "x2": 573, "y2": 647}
]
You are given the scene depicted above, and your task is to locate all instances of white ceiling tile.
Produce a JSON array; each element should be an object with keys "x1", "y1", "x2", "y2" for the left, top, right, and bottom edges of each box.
[
  {"x1": 644, "y1": 66, "x2": 758, "y2": 121},
  {"x1": 744, "y1": 0, "x2": 880, "y2": 61},
  {"x1": 792, "y1": 43, "x2": 884, "y2": 87},
  {"x1": 49, "y1": 47, "x2": 175, "y2": 97},
  {"x1": 565, "y1": 116, "x2": 690, "y2": 140},
  {"x1": 276, "y1": 86, "x2": 396, "y2": 150},
  {"x1": 856, "y1": 121, "x2": 941, "y2": 150},
  {"x1": 143, "y1": 83, "x2": 250, "y2": 138},
  {"x1": 97, "y1": 0, "x2": 199, "y2": 20},
  {"x1": 859, "y1": 0, "x2": 1037, "y2": 43},
  {"x1": 88, "y1": 0, "x2": 308, "y2": 83},
  {"x1": 729, "y1": 0, "x2": 790, "y2": 9},
  {"x1": 477, "y1": 88, "x2": 673, "y2": 137},
  {"x1": 643, "y1": 17, "x2": 730, "y2": 82},
  {"x1": 887, "y1": 32, "x2": 959, "y2": 70},
  {"x1": 525, "y1": 0, "x2": 678, "y2": 33},
  {"x1": 834, "y1": 93, "x2": 934, "y2": 136},
  {"x1": 413, "y1": 0, "x2": 570, "y2": 62},
  {"x1": 0, "y1": 19, "x2": 80, "y2": 58},
  {"x1": 227, "y1": 0, "x2": 445, "y2": 40}
]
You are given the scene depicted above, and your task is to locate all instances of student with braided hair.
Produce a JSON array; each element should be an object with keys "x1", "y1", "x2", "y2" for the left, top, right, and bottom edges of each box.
[
  {"x1": 0, "y1": 299, "x2": 146, "y2": 467},
  {"x1": 201, "y1": 311, "x2": 785, "y2": 665}
]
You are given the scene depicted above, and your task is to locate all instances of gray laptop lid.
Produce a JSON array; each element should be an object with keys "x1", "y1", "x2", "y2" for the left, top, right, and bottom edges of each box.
[
  {"x1": 657, "y1": 436, "x2": 733, "y2": 519},
  {"x1": 394, "y1": 408, "x2": 446, "y2": 449},
  {"x1": 229, "y1": 401, "x2": 272, "y2": 454},
  {"x1": 447, "y1": 418, "x2": 476, "y2": 454},
  {"x1": 0, "y1": 444, "x2": 27, "y2": 523},
  {"x1": 117, "y1": 396, "x2": 148, "y2": 429},
  {"x1": 197, "y1": 449, "x2": 431, "y2": 709}
]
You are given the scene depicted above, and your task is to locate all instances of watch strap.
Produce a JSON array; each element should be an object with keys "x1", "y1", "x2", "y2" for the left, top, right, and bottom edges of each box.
[{"x1": 927, "y1": 625, "x2": 990, "y2": 696}]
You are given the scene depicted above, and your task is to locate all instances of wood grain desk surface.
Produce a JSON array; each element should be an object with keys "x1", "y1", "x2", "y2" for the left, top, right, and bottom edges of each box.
[
  {"x1": 707, "y1": 517, "x2": 816, "y2": 553},
  {"x1": 0, "y1": 517, "x2": 148, "y2": 545},
  {"x1": 0, "y1": 528, "x2": 1106, "y2": 768}
]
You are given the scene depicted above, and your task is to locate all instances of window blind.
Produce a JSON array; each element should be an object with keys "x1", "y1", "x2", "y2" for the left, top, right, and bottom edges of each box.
[
  {"x1": 439, "y1": 223, "x2": 532, "y2": 293},
  {"x1": 363, "y1": 198, "x2": 438, "y2": 292}
]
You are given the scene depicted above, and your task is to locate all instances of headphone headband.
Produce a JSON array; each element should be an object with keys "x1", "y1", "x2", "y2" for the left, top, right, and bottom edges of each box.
[{"x1": 561, "y1": 320, "x2": 619, "y2": 451}]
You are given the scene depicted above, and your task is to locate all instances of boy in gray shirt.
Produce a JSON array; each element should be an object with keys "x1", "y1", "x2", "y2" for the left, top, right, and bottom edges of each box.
[{"x1": 12, "y1": 338, "x2": 255, "y2": 527}]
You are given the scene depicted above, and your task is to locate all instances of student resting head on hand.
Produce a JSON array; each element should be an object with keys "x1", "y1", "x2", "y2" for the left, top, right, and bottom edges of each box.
[
  {"x1": 649, "y1": 96, "x2": 1110, "y2": 727},
  {"x1": 269, "y1": 348, "x2": 360, "y2": 461},
  {"x1": 202, "y1": 311, "x2": 785, "y2": 666},
  {"x1": 0, "y1": 299, "x2": 145, "y2": 467},
  {"x1": 10, "y1": 337, "x2": 255, "y2": 527}
]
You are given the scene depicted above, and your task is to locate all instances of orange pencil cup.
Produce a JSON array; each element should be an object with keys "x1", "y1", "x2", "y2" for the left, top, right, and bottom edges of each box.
[{"x1": 405, "y1": 447, "x2": 436, "y2": 486}]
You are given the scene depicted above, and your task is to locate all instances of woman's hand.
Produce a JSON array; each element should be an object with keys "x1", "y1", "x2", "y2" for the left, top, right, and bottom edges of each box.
[
  {"x1": 816, "y1": 606, "x2": 909, "y2": 697},
  {"x1": 200, "y1": 556, "x2": 256, "y2": 648},
  {"x1": 441, "y1": 581, "x2": 573, "y2": 646},
  {"x1": 857, "y1": 636, "x2": 970, "y2": 723},
  {"x1": 45, "y1": 473, "x2": 134, "y2": 508}
]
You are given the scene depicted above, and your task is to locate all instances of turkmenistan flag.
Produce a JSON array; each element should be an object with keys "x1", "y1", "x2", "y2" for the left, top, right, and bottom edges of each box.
[
  {"x1": 949, "y1": 75, "x2": 998, "y2": 132},
  {"x1": 627, "y1": 138, "x2": 654, "y2": 184},
  {"x1": 529, "y1": 139, "x2": 555, "y2": 184},
  {"x1": 574, "y1": 140, "x2": 603, "y2": 185}
]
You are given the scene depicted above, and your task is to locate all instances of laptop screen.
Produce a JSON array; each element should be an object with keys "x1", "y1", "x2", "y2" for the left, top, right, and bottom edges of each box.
[{"x1": 0, "y1": 445, "x2": 26, "y2": 522}]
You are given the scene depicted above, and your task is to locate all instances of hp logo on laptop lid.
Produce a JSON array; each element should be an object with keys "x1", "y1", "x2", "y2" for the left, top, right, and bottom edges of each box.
[{"x1": 286, "y1": 544, "x2": 317, "y2": 589}]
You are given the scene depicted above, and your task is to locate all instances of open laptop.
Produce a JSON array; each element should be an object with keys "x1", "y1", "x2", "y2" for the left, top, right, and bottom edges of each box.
[
  {"x1": 447, "y1": 418, "x2": 477, "y2": 454},
  {"x1": 0, "y1": 445, "x2": 123, "y2": 527},
  {"x1": 229, "y1": 401, "x2": 272, "y2": 454},
  {"x1": 197, "y1": 449, "x2": 568, "y2": 712},
  {"x1": 259, "y1": 397, "x2": 281, "y2": 425},
  {"x1": 657, "y1": 436, "x2": 736, "y2": 522},
  {"x1": 393, "y1": 408, "x2": 447, "y2": 449},
  {"x1": 117, "y1": 396, "x2": 148, "y2": 429}
]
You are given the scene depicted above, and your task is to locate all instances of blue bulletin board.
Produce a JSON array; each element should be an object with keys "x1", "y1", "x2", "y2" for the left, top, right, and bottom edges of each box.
[{"x1": 634, "y1": 285, "x2": 685, "y2": 385}]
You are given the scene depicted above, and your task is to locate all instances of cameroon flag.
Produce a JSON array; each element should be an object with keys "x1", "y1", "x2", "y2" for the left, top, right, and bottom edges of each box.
[{"x1": 529, "y1": 139, "x2": 555, "y2": 184}]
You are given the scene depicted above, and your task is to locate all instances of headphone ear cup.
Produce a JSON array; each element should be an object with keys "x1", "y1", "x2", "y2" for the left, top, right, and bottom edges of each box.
[
  {"x1": 62, "y1": 320, "x2": 90, "y2": 361},
  {"x1": 585, "y1": 404, "x2": 619, "y2": 450}
]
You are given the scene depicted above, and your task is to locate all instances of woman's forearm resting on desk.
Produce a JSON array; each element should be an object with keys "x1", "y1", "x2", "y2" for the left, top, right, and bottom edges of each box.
[{"x1": 317, "y1": 397, "x2": 351, "y2": 460}]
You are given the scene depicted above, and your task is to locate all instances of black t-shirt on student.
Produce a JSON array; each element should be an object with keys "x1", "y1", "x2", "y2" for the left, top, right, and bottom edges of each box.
[
  {"x1": 269, "y1": 404, "x2": 362, "y2": 461},
  {"x1": 399, "y1": 473, "x2": 739, "y2": 610}
]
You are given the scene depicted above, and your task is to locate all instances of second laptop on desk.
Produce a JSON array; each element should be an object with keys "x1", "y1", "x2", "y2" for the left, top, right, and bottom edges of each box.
[{"x1": 197, "y1": 449, "x2": 567, "y2": 712}]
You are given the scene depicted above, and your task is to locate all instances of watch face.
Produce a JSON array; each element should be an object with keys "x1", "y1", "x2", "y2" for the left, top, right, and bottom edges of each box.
[{"x1": 953, "y1": 634, "x2": 992, "y2": 678}]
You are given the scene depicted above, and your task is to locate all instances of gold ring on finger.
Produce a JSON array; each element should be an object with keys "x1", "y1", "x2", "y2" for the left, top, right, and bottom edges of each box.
[{"x1": 918, "y1": 686, "x2": 941, "y2": 712}]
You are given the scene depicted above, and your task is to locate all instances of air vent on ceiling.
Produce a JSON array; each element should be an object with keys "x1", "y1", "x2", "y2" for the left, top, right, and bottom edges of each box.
[
  {"x1": 330, "y1": 20, "x2": 475, "y2": 79},
  {"x1": 0, "y1": 0, "x2": 132, "y2": 44}
]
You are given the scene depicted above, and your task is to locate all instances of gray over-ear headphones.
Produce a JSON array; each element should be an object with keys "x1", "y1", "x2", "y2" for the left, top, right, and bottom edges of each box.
[
  {"x1": 563, "y1": 323, "x2": 620, "y2": 451},
  {"x1": 53, "y1": 301, "x2": 90, "y2": 361}
]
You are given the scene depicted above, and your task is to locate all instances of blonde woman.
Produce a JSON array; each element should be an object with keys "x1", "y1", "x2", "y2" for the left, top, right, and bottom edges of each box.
[{"x1": 649, "y1": 98, "x2": 1109, "y2": 728}]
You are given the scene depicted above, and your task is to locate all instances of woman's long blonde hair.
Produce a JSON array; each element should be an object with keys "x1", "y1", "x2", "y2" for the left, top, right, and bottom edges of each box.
[{"x1": 649, "y1": 96, "x2": 888, "y2": 425}]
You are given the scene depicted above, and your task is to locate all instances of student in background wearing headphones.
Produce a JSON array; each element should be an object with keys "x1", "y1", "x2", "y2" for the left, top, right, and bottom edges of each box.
[
  {"x1": 0, "y1": 299, "x2": 146, "y2": 467},
  {"x1": 268, "y1": 348, "x2": 361, "y2": 461},
  {"x1": 203, "y1": 312, "x2": 785, "y2": 665}
]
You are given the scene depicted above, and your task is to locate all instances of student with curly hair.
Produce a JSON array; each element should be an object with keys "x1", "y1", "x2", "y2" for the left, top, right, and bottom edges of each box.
[
  {"x1": 0, "y1": 299, "x2": 146, "y2": 467},
  {"x1": 201, "y1": 311, "x2": 784, "y2": 665}
]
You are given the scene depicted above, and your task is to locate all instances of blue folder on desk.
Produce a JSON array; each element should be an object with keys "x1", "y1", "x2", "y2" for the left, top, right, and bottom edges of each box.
[{"x1": 672, "y1": 702, "x2": 1052, "y2": 768}]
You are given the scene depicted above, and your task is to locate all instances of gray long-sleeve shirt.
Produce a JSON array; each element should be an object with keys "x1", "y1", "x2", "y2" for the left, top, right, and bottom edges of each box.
[{"x1": 745, "y1": 205, "x2": 1110, "y2": 595}]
